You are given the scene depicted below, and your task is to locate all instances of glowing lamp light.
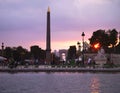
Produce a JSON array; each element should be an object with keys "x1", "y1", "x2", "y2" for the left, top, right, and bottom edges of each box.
[{"x1": 94, "y1": 43, "x2": 100, "y2": 49}]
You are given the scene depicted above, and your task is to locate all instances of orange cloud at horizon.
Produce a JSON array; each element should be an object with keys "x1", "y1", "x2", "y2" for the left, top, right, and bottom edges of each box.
[
  {"x1": 27, "y1": 39, "x2": 90, "y2": 52},
  {"x1": 28, "y1": 40, "x2": 78, "y2": 51},
  {"x1": 51, "y1": 40, "x2": 78, "y2": 51}
]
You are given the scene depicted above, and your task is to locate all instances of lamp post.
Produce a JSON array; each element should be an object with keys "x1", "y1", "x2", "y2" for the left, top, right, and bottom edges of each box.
[
  {"x1": 77, "y1": 42, "x2": 81, "y2": 61},
  {"x1": 81, "y1": 32, "x2": 85, "y2": 66},
  {"x1": 77, "y1": 42, "x2": 81, "y2": 52},
  {"x1": 1, "y1": 42, "x2": 4, "y2": 56}
]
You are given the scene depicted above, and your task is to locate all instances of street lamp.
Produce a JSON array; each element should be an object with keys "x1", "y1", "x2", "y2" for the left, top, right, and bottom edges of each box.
[
  {"x1": 77, "y1": 42, "x2": 81, "y2": 61},
  {"x1": 1, "y1": 42, "x2": 4, "y2": 56},
  {"x1": 77, "y1": 41, "x2": 81, "y2": 52},
  {"x1": 81, "y1": 32, "x2": 85, "y2": 65}
]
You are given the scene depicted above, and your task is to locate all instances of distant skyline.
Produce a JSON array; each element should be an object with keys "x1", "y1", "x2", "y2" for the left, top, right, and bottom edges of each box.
[{"x1": 0, "y1": 0, "x2": 120, "y2": 51}]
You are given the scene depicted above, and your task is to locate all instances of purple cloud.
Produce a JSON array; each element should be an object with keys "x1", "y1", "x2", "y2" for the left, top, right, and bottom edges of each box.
[{"x1": 0, "y1": 0, "x2": 120, "y2": 50}]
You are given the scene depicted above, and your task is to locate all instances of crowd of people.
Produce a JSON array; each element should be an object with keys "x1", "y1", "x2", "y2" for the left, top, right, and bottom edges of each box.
[{"x1": 0, "y1": 56, "x2": 114, "y2": 69}]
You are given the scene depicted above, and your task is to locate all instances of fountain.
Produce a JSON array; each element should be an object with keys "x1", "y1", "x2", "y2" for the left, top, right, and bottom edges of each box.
[{"x1": 94, "y1": 48, "x2": 107, "y2": 67}]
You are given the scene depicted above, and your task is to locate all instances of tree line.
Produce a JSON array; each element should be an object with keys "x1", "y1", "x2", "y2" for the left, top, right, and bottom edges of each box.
[
  {"x1": 89, "y1": 29, "x2": 120, "y2": 53},
  {"x1": 0, "y1": 46, "x2": 46, "y2": 65},
  {"x1": 0, "y1": 29, "x2": 120, "y2": 64},
  {"x1": 67, "y1": 29, "x2": 120, "y2": 61}
]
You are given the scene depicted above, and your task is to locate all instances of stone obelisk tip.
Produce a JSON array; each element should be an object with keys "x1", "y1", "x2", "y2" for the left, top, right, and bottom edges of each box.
[{"x1": 48, "y1": 6, "x2": 50, "y2": 12}]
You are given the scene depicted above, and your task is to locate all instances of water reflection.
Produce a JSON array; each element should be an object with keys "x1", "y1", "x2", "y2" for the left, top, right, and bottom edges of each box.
[
  {"x1": 90, "y1": 77, "x2": 100, "y2": 93},
  {"x1": 0, "y1": 73, "x2": 120, "y2": 93}
]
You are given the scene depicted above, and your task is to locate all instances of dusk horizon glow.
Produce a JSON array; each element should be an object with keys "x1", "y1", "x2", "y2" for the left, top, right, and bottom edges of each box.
[{"x1": 0, "y1": 0, "x2": 120, "y2": 51}]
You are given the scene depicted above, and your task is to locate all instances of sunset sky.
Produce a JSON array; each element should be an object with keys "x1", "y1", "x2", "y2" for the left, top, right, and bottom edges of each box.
[{"x1": 0, "y1": 0, "x2": 120, "y2": 51}]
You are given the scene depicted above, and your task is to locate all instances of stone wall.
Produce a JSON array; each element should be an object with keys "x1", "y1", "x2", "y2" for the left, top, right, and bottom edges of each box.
[
  {"x1": 84, "y1": 53, "x2": 120, "y2": 65},
  {"x1": 111, "y1": 54, "x2": 120, "y2": 65}
]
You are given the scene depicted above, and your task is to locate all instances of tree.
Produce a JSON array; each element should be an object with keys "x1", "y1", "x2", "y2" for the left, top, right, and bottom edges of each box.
[
  {"x1": 108, "y1": 29, "x2": 118, "y2": 47},
  {"x1": 30, "y1": 45, "x2": 46, "y2": 62},
  {"x1": 13, "y1": 46, "x2": 28, "y2": 61},
  {"x1": 30, "y1": 46, "x2": 41, "y2": 59},
  {"x1": 4, "y1": 47, "x2": 13, "y2": 59},
  {"x1": 67, "y1": 45, "x2": 77, "y2": 60},
  {"x1": 89, "y1": 29, "x2": 118, "y2": 52},
  {"x1": 4, "y1": 46, "x2": 29, "y2": 62},
  {"x1": 89, "y1": 29, "x2": 109, "y2": 49}
]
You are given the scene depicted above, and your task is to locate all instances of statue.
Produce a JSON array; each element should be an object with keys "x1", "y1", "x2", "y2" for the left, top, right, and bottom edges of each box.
[
  {"x1": 97, "y1": 47, "x2": 105, "y2": 58},
  {"x1": 94, "y1": 47, "x2": 107, "y2": 67}
]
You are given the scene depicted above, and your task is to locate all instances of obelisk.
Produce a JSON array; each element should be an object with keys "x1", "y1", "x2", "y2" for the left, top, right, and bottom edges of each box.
[{"x1": 46, "y1": 7, "x2": 51, "y2": 64}]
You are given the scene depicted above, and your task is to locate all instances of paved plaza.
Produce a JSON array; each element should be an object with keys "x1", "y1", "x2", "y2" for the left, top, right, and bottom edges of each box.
[{"x1": 0, "y1": 65, "x2": 120, "y2": 73}]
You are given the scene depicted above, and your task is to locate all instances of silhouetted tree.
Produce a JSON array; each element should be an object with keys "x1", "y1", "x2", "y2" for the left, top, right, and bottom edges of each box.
[
  {"x1": 30, "y1": 45, "x2": 46, "y2": 63},
  {"x1": 4, "y1": 46, "x2": 29, "y2": 62},
  {"x1": 13, "y1": 46, "x2": 28, "y2": 61},
  {"x1": 89, "y1": 30, "x2": 109, "y2": 49},
  {"x1": 108, "y1": 29, "x2": 118, "y2": 47},
  {"x1": 89, "y1": 29, "x2": 118, "y2": 53},
  {"x1": 30, "y1": 46, "x2": 41, "y2": 59},
  {"x1": 4, "y1": 47, "x2": 13, "y2": 59},
  {"x1": 39, "y1": 49, "x2": 46, "y2": 61},
  {"x1": 67, "y1": 45, "x2": 76, "y2": 60}
]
